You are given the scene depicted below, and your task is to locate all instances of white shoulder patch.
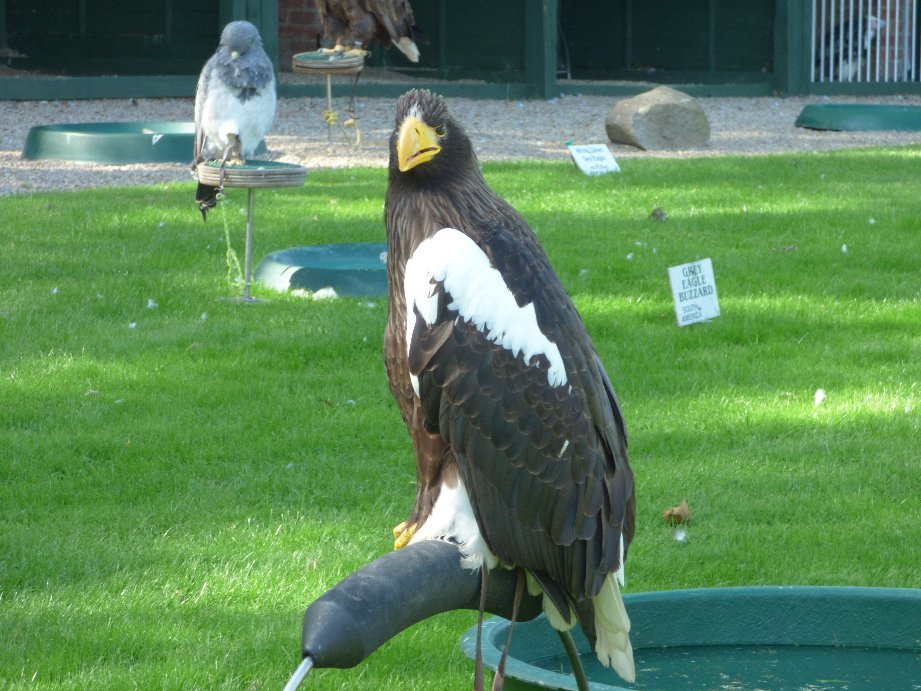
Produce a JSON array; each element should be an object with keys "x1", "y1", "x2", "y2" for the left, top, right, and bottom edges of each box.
[{"x1": 403, "y1": 227, "x2": 567, "y2": 389}]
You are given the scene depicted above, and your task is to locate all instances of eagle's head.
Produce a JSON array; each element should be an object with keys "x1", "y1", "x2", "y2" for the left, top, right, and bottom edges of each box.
[
  {"x1": 389, "y1": 89, "x2": 477, "y2": 182},
  {"x1": 220, "y1": 20, "x2": 262, "y2": 60}
]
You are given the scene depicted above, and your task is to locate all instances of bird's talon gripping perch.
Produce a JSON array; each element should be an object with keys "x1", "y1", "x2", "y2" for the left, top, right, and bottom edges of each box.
[{"x1": 392, "y1": 521, "x2": 417, "y2": 549}]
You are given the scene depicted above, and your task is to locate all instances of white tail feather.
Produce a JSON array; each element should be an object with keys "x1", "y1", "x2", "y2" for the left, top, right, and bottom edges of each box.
[
  {"x1": 396, "y1": 37, "x2": 420, "y2": 63},
  {"x1": 525, "y1": 572, "x2": 576, "y2": 632},
  {"x1": 594, "y1": 573, "x2": 635, "y2": 683}
]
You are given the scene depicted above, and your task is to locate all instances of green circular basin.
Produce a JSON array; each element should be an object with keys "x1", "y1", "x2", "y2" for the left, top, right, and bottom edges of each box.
[
  {"x1": 795, "y1": 104, "x2": 921, "y2": 131},
  {"x1": 21, "y1": 121, "x2": 267, "y2": 163},
  {"x1": 462, "y1": 586, "x2": 921, "y2": 689},
  {"x1": 255, "y1": 243, "x2": 388, "y2": 297}
]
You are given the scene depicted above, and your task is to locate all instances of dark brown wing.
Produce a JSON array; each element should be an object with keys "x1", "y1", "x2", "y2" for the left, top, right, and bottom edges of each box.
[
  {"x1": 406, "y1": 221, "x2": 634, "y2": 611},
  {"x1": 318, "y1": 0, "x2": 373, "y2": 48},
  {"x1": 362, "y1": 0, "x2": 416, "y2": 47}
]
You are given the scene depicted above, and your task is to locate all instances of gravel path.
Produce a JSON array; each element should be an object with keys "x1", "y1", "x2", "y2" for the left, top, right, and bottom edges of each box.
[{"x1": 3, "y1": 84, "x2": 920, "y2": 196}]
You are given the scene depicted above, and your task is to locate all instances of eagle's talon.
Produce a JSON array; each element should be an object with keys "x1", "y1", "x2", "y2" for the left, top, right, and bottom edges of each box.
[{"x1": 393, "y1": 521, "x2": 417, "y2": 549}]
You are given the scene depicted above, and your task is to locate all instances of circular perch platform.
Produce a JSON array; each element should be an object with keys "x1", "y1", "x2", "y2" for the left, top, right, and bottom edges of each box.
[
  {"x1": 795, "y1": 104, "x2": 921, "y2": 131},
  {"x1": 197, "y1": 159, "x2": 307, "y2": 188},
  {"x1": 462, "y1": 586, "x2": 921, "y2": 690},
  {"x1": 255, "y1": 242, "x2": 387, "y2": 297},
  {"x1": 22, "y1": 122, "x2": 265, "y2": 164},
  {"x1": 291, "y1": 50, "x2": 365, "y2": 76}
]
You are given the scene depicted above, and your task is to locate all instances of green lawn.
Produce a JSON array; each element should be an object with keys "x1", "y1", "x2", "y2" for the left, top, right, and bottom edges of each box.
[{"x1": 1, "y1": 147, "x2": 919, "y2": 689}]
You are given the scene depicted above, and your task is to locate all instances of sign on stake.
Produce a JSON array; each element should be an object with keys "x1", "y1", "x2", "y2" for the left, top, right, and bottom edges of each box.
[
  {"x1": 668, "y1": 258, "x2": 720, "y2": 327},
  {"x1": 566, "y1": 143, "x2": 621, "y2": 176}
]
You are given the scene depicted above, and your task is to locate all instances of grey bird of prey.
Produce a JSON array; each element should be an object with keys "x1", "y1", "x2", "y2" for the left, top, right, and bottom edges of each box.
[{"x1": 193, "y1": 20, "x2": 276, "y2": 220}]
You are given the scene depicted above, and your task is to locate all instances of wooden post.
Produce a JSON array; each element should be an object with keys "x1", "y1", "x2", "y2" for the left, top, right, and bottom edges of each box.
[
  {"x1": 524, "y1": 0, "x2": 557, "y2": 99},
  {"x1": 774, "y1": 0, "x2": 811, "y2": 95}
]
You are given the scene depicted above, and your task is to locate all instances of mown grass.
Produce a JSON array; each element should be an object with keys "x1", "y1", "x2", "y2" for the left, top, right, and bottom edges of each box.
[{"x1": 1, "y1": 147, "x2": 919, "y2": 689}]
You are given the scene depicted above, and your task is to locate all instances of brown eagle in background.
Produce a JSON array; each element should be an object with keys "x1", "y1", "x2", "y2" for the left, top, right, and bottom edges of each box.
[
  {"x1": 317, "y1": 0, "x2": 424, "y2": 63},
  {"x1": 384, "y1": 89, "x2": 637, "y2": 686}
]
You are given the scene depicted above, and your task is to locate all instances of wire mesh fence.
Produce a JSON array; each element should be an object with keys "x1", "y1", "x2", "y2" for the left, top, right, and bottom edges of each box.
[{"x1": 811, "y1": 0, "x2": 920, "y2": 82}]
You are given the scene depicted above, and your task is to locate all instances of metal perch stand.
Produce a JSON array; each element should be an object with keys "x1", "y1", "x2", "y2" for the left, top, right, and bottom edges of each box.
[
  {"x1": 196, "y1": 161, "x2": 307, "y2": 301},
  {"x1": 291, "y1": 50, "x2": 364, "y2": 146}
]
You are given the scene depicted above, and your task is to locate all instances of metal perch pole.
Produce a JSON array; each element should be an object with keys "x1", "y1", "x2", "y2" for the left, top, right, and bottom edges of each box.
[{"x1": 243, "y1": 187, "x2": 255, "y2": 301}]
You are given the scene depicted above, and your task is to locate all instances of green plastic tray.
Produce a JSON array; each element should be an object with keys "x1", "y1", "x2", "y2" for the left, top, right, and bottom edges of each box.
[
  {"x1": 795, "y1": 104, "x2": 921, "y2": 131},
  {"x1": 462, "y1": 586, "x2": 921, "y2": 690},
  {"x1": 255, "y1": 243, "x2": 388, "y2": 297},
  {"x1": 21, "y1": 121, "x2": 266, "y2": 163}
]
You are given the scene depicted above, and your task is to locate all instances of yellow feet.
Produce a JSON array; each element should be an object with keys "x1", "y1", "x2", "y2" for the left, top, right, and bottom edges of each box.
[
  {"x1": 319, "y1": 46, "x2": 369, "y2": 59},
  {"x1": 392, "y1": 521, "x2": 417, "y2": 550}
]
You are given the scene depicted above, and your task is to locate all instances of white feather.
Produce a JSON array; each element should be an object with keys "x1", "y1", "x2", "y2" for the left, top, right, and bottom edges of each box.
[
  {"x1": 409, "y1": 476, "x2": 497, "y2": 570},
  {"x1": 593, "y1": 573, "x2": 635, "y2": 683},
  {"x1": 395, "y1": 37, "x2": 420, "y2": 63},
  {"x1": 403, "y1": 227, "x2": 567, "y2": 389}
]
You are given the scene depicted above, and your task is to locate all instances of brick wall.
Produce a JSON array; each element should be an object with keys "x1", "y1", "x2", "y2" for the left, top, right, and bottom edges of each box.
[
  {"x1": 278, "y1": 0, "x2": 324, "y2": 71},
  {"x1": 874, "y1": 0, "x2": 919, "y2": 81}
]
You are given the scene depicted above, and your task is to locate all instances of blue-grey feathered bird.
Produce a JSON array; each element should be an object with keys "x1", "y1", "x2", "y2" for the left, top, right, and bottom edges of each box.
[{"x1": 193, "y1": 20, "x2": 276, "y2": 220}]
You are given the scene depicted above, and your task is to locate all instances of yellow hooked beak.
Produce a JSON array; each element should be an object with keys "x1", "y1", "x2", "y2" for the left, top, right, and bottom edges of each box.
[
  {"x1": 231, "y1": 50, "x2": 240, "y2": 60},
  {"x1": 397, "y1": 116, "x2": 442, "y2": 172}
]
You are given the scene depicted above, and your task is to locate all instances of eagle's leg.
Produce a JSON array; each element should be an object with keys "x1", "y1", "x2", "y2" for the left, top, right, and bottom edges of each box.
[
  {"x1": 490, "y1": 568, "x2": 525, "y2": 691},
  {"x1": 557, "y1": 629, "x2": 590, "y2": 691},
  {"x1": 393, "y1": 429, "x2": 448, "y2": 549},
  {"x1": 474, "y1": 565, "x2": 490, "y2": 691}
]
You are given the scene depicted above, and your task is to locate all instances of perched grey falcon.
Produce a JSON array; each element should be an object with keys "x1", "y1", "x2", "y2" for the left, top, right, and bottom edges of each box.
[{"x1": 193, "y1": 20, "x2": 277, "y2": 220}]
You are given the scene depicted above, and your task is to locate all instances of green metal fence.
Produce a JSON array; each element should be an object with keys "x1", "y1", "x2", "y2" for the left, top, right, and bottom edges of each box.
[{"x1": 1, "y1": 0, "x2": 919, "y2": 100}]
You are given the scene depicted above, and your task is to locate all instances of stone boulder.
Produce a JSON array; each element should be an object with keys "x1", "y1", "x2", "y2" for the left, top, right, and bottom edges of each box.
[{"x1": 604, "y1": 86, "x2": 710, "y2": 150}]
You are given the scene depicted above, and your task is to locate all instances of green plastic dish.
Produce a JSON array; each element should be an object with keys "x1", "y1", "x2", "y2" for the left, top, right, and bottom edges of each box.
[
  {"x1": 255, "y1": 243, "x2": 388, "y2": 297},
  {"x1": 795, "y1": 104, "x2": 921, "y2": 131},
  {"x1": 21, "y1": 121, "x2": 267, "y2": 163},
  {"x1": 461, "y1": 586, "x2": 921, "y2": 690}
]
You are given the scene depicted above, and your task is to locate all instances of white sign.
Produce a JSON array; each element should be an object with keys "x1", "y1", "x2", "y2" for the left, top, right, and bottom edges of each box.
[
  {"x1": 566, "y1": 143, "x2": 621, "y2": 176},
  {"x1": 668, "y1": 258, "x2": 720, "y2": 327}
]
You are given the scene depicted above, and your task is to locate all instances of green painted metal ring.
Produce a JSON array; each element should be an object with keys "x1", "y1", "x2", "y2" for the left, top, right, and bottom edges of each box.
[
  {"x1": 795, "y1": 104, "x2": 921, "y2": 131},
  {"x1": 462, "y1": 586, "x2": 921, "y2": 690}
]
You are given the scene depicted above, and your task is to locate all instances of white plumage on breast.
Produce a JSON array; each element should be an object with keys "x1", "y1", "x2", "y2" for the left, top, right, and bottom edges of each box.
[{"x1": 198, "y1": 75, "x2": 275, "y2": 159}]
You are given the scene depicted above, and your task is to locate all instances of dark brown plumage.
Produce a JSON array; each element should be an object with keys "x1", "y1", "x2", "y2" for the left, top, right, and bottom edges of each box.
[
  {"x1": 384, "y1": 89, "x2": 637, "y2": 684},
  {"x1": 317, "y1": 0, "x2": 424, "y2": 62}
]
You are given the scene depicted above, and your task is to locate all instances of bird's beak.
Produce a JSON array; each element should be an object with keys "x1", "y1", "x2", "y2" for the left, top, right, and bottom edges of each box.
[
  {"x1": 397, "y1": 116, "x2": 441, "y2": 172},
  {"x1": 231, "y1": 50, "x2": 240, "y2": 60}
]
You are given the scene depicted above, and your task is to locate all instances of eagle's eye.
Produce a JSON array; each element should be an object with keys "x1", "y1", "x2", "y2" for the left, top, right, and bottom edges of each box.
[{"x1": 434, "y1": 124, "x2": 447, "y2": 137}]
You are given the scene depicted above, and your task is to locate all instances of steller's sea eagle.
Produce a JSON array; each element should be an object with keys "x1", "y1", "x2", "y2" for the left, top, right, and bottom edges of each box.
[
  {"x1": 192, "y1": 21, "x2": 276, "y2": 220},
  {"x1": 384, "y1": 89, "x2": 637, "y2": 685},
  {"x1": 317, "y1": 0, "x2": 423, "y2": 63}
]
